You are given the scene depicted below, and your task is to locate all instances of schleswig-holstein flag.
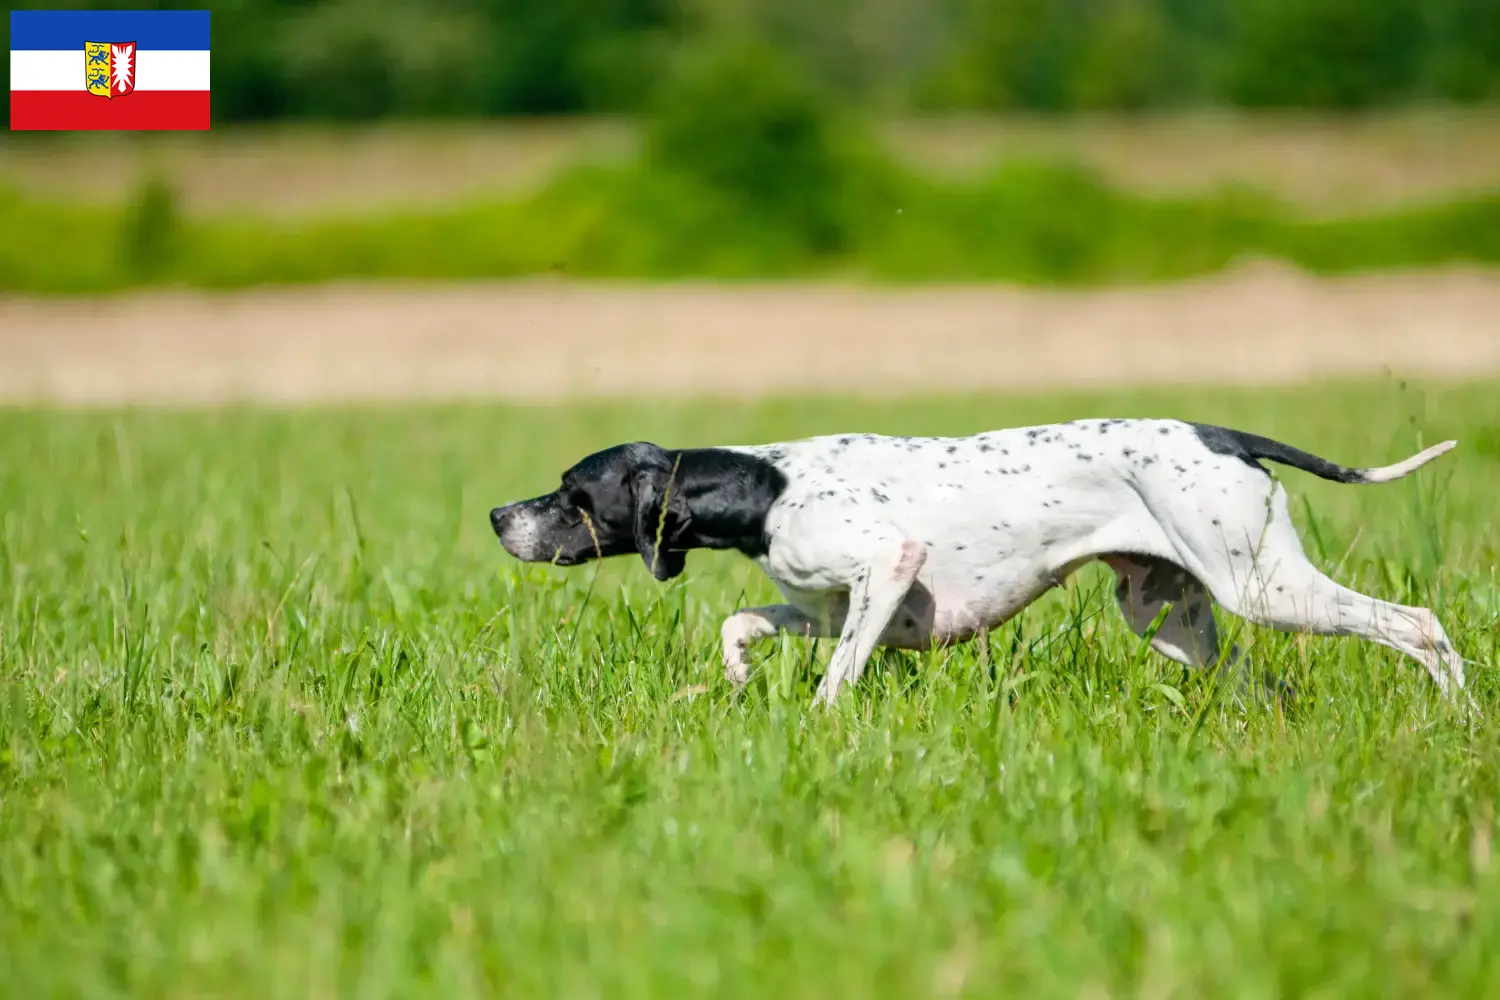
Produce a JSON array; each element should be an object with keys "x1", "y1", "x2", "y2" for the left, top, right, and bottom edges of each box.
[{"x1": 10, "y1": 10, "x2": 210, "y2": 130}]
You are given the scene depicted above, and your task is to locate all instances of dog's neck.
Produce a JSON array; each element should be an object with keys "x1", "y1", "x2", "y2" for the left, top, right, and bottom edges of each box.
[{"x1": 667, "y1": 448, "x2": 789, "y2": 559}]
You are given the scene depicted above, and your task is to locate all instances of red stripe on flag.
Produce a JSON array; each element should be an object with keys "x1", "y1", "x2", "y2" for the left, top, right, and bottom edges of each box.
[{"x1": 10, "y1": 91, "x2": 210, "y2": 131}]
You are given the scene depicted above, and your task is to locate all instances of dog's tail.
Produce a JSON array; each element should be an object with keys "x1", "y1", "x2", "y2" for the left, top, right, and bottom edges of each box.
[{"x1": 1203, "y1": 425, "x2": 1457, "y2": 485}]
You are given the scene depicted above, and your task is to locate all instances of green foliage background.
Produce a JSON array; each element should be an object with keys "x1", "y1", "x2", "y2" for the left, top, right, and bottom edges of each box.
[
  {"x1": 6, "y1": 162, "x2": 1500, "y2": 292},
  {"x1": 6, "y1": 0, "x2": 1500, "y2": 122},
  {"x1": 6, "y1": 9, "x2": 1497, "y2": 290},
  {"x1": 5, "y1": 46, "x2": 1499, "y2": 294}
]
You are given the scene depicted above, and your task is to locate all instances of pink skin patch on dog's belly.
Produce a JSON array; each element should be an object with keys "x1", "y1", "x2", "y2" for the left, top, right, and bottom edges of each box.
[{"x1": 921, "y1": 572, "x2": 1065, "y2": 646}]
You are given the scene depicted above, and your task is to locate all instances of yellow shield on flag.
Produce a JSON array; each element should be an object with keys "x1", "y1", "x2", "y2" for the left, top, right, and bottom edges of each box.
[{"x1": 85, "y1": 42, "x2": 112, "y2": 98}]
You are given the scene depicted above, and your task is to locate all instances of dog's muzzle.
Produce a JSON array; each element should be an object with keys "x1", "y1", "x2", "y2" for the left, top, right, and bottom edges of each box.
[
  {"x1": 489, "y1": 504, "x2": 512, "y2": 536},
  {"x1": 490, "y1": 502, "x2": 544, "y2": 561}
]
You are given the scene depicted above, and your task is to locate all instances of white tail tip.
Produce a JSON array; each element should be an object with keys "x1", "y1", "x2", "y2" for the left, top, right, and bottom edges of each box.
[{"x1": 1363, "y1": 439, "x2": 1458, "y2": 483}]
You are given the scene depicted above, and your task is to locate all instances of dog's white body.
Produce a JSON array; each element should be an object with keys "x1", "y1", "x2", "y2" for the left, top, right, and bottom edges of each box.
[{"x1": 718, "y1": 418, "x2": 1467, "y2": 707}]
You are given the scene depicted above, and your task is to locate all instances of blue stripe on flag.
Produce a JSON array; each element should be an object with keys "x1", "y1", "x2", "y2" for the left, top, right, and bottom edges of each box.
[{"x1": 9, "y1": 10, "x2": 210, "y2": 51}]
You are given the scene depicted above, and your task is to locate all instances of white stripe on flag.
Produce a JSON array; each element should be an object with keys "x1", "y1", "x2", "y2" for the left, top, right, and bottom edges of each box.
[{"x1": 9, "y1": 50, "x2": 210, "y2": 91}]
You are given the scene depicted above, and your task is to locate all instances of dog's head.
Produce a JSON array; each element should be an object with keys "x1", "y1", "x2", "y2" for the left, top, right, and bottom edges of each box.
[{"x1": 490, "y1": 442, "x2": 692, "y2": 581}]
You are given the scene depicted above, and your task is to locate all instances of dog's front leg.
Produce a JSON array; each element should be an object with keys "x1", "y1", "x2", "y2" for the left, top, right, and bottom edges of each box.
[
  {"x1": 721, "y1": 604, "x2": 832, "y2": 685},
  {"x1": 814, "y1": 540, "x2": 928, "y2": 707}
]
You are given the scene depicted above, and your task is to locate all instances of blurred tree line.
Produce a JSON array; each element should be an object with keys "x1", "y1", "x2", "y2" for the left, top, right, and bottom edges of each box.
[{"x1": 9, "y1": 0, "x2": 1500, "y2": 118}]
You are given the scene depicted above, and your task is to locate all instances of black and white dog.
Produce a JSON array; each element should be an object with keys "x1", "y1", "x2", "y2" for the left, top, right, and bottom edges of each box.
[{"x1": 490, "y1": 420, "x2": 1467, "y2": 708}]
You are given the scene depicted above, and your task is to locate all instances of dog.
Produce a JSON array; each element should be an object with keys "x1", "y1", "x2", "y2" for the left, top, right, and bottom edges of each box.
[{"x1": 490, "y1": 419, "x2": 1468, "y2": 709}]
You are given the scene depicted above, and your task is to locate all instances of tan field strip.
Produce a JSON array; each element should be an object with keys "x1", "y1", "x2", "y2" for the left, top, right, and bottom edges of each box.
[
  {"x1": 5, "y1": 112, "x2": 1499, "y2": 216},
  {"x1": 3, "y1": 263, "x2": 1499, "y2": 406}
]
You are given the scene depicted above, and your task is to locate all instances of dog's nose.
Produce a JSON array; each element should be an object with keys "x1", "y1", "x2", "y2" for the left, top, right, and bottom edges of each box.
[{"x1": 489, "y1": 505, "x2": 510, "y2": 535}]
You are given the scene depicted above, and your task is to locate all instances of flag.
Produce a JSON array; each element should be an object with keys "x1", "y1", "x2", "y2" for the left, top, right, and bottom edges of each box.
[{"x1": 10, "y1": 10, "x2": 210, "y2": 131}]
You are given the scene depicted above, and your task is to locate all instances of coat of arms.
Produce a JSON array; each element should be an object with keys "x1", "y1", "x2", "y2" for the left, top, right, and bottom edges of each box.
[{"x1": 85, "y1": 41, "x2": 136, "y2": 98}]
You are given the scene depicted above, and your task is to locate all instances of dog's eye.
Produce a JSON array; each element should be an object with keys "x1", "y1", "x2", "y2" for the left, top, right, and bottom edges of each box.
[{"x1": 565, "y1": 488, "x2": 591, "y2": 513}]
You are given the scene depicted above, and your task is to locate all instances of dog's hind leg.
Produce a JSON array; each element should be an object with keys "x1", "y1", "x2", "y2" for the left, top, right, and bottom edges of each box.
[
  {"x1": 1100, "y1": 554, "x2": 1279, "y2": 704},
  {"x1": 1103, "y1": 555, "x2": 1238, "y2": 670},
  {"x1": 1167, "y1": 480, "x2": 1471, "y2": 709},
  {"x1": 721, "y1": 605, "x2": 834, "y2": 685},
  {"x1": 813, "y1": 540, "x2": 928, "y2": 707}
]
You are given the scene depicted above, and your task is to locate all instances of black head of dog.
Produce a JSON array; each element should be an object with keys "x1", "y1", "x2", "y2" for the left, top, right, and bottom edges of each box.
[
  {"x1": 490, "y1": 442, "x2": 788, "y2": 581},
  {"x1": 490, "y1": 442, "x2": 694, "y2": 581}
]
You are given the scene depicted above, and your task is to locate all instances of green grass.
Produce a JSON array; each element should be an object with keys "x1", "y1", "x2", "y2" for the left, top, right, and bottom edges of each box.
[
  {"x1": 3, "y1": 380, "x2": 1500, "y2": 997},
  {"x1": 4, "y1": 159, "x2": 1500, "y2": 293}
]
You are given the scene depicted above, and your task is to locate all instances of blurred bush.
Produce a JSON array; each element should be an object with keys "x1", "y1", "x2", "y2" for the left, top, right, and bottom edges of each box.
[
  {"x1": 5, "y1": 0, "x2": 1498, "y2": 121},
  {"x1": 119, "y1": 175, "x2": 181, "y2": 279},
  {"x1": 643, "y1": 41, "x2": 896, "y2": 255}
]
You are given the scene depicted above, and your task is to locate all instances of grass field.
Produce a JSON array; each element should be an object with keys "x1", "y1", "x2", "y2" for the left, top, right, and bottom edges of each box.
[{"x1": 3, "y1": 380, "x2": 1499, "y2": 997}]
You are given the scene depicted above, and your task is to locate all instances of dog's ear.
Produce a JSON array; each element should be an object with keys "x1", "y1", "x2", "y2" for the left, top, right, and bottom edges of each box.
[{"x1": 632, "y1": 462, "x2": 691, "y2": 581}]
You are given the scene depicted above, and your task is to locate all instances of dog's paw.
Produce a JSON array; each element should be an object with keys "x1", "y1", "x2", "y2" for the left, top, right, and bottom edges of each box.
[
  {"x1": 722, "y1": 652, "x2": 752, "y2": 686},
  {"x1": 720, "y1": 617, "x2": 756, "y2": 686}
]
